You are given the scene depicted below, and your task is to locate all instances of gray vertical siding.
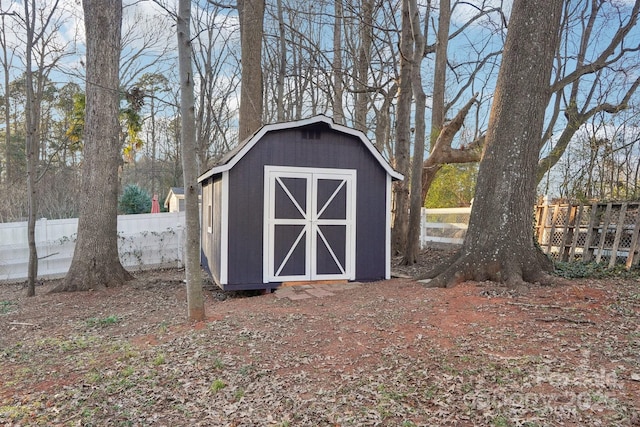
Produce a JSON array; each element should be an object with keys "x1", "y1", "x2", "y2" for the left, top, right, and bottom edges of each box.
[
  {"x1": 201, "y1": 177, "x2": 224, "y2": 285},
  {"x1": 220, "y1": 124, "x2": 388, "y2": 288}
]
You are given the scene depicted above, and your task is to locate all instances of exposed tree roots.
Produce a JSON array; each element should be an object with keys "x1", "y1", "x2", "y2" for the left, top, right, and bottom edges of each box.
[
  {"x1": 417, "y1": 246, "x2": 568, "y2": 290},
  {"x1": 51, "y1": 262, "x2": 133, "y2": 293}
]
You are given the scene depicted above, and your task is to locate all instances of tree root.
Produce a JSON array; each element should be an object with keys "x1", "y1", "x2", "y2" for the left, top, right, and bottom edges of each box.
[
  {"x1": 51, "y1": 263, "x2": 133, "y2": 293},
  {"x1": 416, "y1": 249, "x2": 462, "y2": 281},
  {"x1": 417, "y1": 247, "x2": 568, "y2": 290}
]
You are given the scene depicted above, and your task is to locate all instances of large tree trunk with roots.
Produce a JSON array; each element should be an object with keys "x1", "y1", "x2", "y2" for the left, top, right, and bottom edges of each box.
[
  {"x1": 423, "y1": 0, "x2": 563, "y2": 289},
  {"x1": 53, "y1": 0, "x2": 132, "y2": 292}
]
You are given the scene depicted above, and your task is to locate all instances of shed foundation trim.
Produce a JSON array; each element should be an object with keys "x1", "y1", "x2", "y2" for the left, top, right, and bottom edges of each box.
[{"x1": 280, "y1": 279, "x2": 349, "y2": 287}]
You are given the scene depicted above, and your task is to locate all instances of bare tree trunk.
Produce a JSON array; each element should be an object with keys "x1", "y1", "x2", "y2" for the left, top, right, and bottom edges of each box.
[
  {"x1": 415, "y1": 0, "x2": 484, "y2": 206},
  {"x1": 332, "y1": 0, "x2": 344, "y2": 124},
  {"x1": 238, "y1": 0, "x2": 264, "y2": 141},
  {"x1": 374, "y1": 83, "x2": 397, "y2": 154},
  {"x1": 416, "y1": 3, "x2": 509, "y2": 207},
  {"x1": 24, "y1": 0, "x2": 39, "y2": 296},
  {"x1": 419, "y1": 0, "x2": 449, "y2": 205},
  {"x1": 178, "y1": 0, "x2": 205, "y2": 322},
  {"x1": 292, "y1": 43, "x2": 302, "y2": 119},
  {"x1": 0, "y1": 14, "x2": 12, "y2": 184},
  {"x1": 424, "y1": 0, "x2": 563, "y2": 289},
  {"x1": 430, "y1": 0, "x2": 448, "y2": 151},
  {"x1": 354, "y1": 0, "x2": 373, "y2": 132},
  {"x1": 54, "y1": 0, "x2": 132, "y2": 292},
  {"x1": 275, "y1": 0, "x2": 286, "y2": 122},
  {"x1": 391, "y1": 0, "x2": 413, "y2": 255},
  {"x1": 149, "y1": 91, "x2": 158, "y2": 196},
  {"x1": 402, "y1": 0, "x2": 427, "y2": 265}
]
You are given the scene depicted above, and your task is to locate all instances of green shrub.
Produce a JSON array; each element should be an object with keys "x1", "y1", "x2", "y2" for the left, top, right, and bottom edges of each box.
[{"x1": 119, "y1": 184, "x2": 152, "y2": 214}]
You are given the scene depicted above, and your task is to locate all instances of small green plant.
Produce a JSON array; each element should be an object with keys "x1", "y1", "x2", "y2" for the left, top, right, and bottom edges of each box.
[
  {"x1": 158, "y1": 321, "x2": 169, "y2": 334},
  {"x1": 121, "y1": 366, "x2": 134, "y2": 377},
  {"x1": 377, "y1": 384, "x2": 406, "y2": 401},
  {"x1": 213, "y1": 357, "x2": 225, "y2": 370},
  {"x1": 424, "y1": 385, "x2": 437, "y2": 399},
  {"x1": 116, "y1": 343, "x2": 138, "y2": 361},
  {"x1": 210, "y1": 379, "x2": 226, "y2": 393},
  {"x1": 81, "y1": 407, "x2": 97, "y2": 420},
  {"x1": 238, "y1": 364, "x2": 252, "y2": 376},
  {"x1": 153, "y1": 353, "x2": 166, "y2": 366},
  {"x1": 85, "y1": 315, "x2": 120, "y2": 328},
  {"x1": 86, "y1": 369, "x2": 103, "y2": 383},
  {"x1": 0, "y1": 300, "x2": 16, "y2": 314},
  {"x1": 234, "y1": 388, "x2": 245, "y2": 400},
  {"x1": 0, "y1": 404, "x2": 31, "y2": 420},
  {"x1": 40, "y1": 335, "x2": 94, "y2": 352}
]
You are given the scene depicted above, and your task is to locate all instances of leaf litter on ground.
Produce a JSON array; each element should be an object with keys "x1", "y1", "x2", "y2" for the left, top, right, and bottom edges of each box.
[{"x1": 0, "y1": 252, "x2": 639, "y2": 426}]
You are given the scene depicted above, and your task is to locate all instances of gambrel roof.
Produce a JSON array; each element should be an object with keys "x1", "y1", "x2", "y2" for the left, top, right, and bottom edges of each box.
[{"x1": 198, "y1": 115, "x2": 403, "y2": 183}]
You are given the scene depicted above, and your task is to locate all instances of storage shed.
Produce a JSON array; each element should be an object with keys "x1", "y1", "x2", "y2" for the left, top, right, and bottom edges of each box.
[
  {"x1": 164, "y1": 187, "x2": 202, "y2": 212},
  {"x1": 198, "y1": 115, "x2": 403, "y2": 291},
  {"x1": 164, "y1": 187, "x2": 185, "y2": 212}
]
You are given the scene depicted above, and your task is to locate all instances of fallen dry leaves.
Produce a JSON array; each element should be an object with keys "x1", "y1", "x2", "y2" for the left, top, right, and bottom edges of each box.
[{"x1": 1, "y1": 252, "x2": 639, "y2": 426}]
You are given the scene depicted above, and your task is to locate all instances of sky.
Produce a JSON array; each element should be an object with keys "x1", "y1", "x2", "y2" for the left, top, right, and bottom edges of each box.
[{"x1": 1, "y1": 0, "x2": 638, "y2": 199}]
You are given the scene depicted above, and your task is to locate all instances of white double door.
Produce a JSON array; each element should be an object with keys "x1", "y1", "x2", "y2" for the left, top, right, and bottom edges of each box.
[{"x1": 264, "y1": 166, "x2": 356, "y2": 282}]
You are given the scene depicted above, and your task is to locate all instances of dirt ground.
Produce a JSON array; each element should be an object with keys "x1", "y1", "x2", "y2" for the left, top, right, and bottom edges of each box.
[{"x1": 1, "y1": 248, "x2": 639, "y2": 426}]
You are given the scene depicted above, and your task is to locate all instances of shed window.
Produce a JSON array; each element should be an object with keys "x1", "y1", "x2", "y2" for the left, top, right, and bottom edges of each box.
[{"x1": 207, "y1": 204, "x2": 213, "y2": 233}]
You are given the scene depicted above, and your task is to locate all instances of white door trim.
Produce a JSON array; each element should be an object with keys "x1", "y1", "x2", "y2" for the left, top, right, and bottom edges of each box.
[{"x1": 263, "y1": 165, "x2": 356, "y2": 283}]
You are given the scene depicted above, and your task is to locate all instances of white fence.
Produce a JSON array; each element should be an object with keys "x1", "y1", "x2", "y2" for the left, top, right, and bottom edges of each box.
[
  {"x1": 0, "y1": 207, "x2": 471, "y2": 282},
  {"x1": 0, "y1": 212, "x2": 185, "y2": 283},
  {"x1": 420, "y1": 207, "x2": 471, "y2": 248}
]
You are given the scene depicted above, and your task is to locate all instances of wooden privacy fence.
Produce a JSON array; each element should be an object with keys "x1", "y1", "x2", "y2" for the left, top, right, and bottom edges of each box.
[{"x1": 535, "y1": 202, "x2": 640, "y2": 268}]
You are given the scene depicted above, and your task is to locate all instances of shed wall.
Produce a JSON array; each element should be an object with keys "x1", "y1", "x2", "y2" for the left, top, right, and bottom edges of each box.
[
  {"x1": 225, "y1": 124, "x2": 387, "y2": 288},
  {"x1": 201, "y1": 177, "x2": 223, "y2": 284}
]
